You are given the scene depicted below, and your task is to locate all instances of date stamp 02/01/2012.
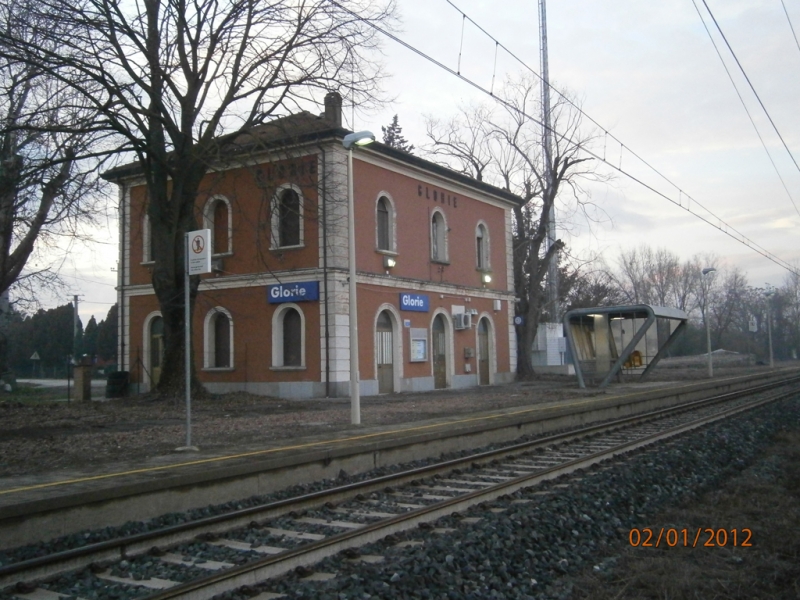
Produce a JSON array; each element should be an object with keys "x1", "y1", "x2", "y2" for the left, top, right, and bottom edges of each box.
[{"x1": 629, "y1": 528, "x2": 753, "y2": 548}]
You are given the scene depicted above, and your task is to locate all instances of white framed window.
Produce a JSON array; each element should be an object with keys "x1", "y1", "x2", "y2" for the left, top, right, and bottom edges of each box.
[
  {"x1": 271, "y1": 303, "x2": 306, "y2": 368},
  {"x1": 203, "y1": 307, "x2": 234, "y2": 369},
  {"x1": 203, "y1": 195, "x2": 233, "y2": 256},
  {"x1": 431, "y1": 209, "x2": 448, "y2": 262},
  {"x1": 476, "y1": 222, "x2": 490, "y2": 270},
  {"x1": 142, "y1": 214, "x2": 154, "y2": 264},
  {"x1": 375, "y1": 193, "x2": 396, "y2": 252},
  {"x1": 271, "y1": 184, "x2": 304, "y2": 249}
]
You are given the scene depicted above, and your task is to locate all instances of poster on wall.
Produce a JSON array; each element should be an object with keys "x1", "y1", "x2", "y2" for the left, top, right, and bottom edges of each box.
[{"x1": 410, "y1": 328, "x2": 428, "y2": 362}]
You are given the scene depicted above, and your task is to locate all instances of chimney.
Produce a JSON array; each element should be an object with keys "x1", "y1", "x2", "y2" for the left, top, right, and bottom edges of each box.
[{"x1": 324, "y1": 91, "x2": 343, "y2": 127}]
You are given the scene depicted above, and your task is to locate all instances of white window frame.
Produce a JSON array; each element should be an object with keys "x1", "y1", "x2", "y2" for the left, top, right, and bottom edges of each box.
[
  {"x1": 271, "y1": 302, "x2": 306, "y2": 369},
  {"x1": 142, "y1": 214, "x2": 154, "y2": 264},
  {"x1": 430, "y1": 209, "x2": 448, "y2": 263},
  {"x1": 202, "y1": 195, "x2": 233, "y2": 256},
  {"x1": 271, "y1": 183, "x2": 305, "y2": 250},
  {"x1": 476, "y1": 221, "x2": 490, "y2": 271},
  {"x1": 375, "y1": 192, "x2": 397, "y2": 254},
  {"x1": 203, "y1": 306, "x2": 234, "y2": 370},
  {"x1": 142, "y1": 311, "x2": 162, "y2": 388}
]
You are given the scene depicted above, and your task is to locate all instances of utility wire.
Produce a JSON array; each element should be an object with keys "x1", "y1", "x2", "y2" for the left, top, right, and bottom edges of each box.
[
  {"x1": 700, "y1": 0, "x2": 800, "y2": 176},
  {"x1": 445, "y1": 0, "x2": 800, "y2": 222},
  {"x1": 326, "y1": 0, "x2": 799, "y2": 276},
  {"x1": 780, "y1": 0, "x2": 800, "y2": 58},
  {"x1": 690, "y1": 0, "x2": 800, "y2": 219},
  {"x1": 443, "y1": 0, "x2": 799, "y2": 269}
]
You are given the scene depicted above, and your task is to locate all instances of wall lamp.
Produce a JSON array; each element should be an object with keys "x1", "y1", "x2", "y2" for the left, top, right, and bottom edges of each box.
[
  {"x1": 481, "y1": 273, "x2": 492, "y2": 286},
  {"x1": 383, "y1": 256, "x2": 397, "y2": 269}
]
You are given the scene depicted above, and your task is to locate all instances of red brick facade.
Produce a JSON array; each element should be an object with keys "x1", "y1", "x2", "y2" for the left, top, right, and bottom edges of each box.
[{"x1": 111, "y1": 112, "x2": 521, "y2": 398}]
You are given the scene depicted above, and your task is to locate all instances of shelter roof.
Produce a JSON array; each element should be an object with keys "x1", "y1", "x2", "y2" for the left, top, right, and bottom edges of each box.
[{"x1": 564, "y1": 304, "x2": 688, "y2": 322}]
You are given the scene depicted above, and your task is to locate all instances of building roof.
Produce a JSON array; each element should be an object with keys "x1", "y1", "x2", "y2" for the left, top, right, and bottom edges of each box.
[{"x1": 101, "y1": 111, "x2": 525, "y2": 207}]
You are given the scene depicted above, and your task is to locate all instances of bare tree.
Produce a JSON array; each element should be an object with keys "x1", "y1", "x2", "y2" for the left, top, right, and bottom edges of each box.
[
  {"x1": 709, "y1": 266, "x2": 748, "y2": 349},
  {"x1": 425, "y1": 74, "x2": 603, "y2": 376},
  {"x1": 0, "y1": 1, "x2": 106, "y2": 375},
  {"x1": 1, "y1": 0, "x2": 396, "y2": 395}
]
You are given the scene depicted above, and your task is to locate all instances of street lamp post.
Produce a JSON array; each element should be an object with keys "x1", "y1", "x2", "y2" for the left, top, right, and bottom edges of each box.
[
  {"x1": 342, "y1": 131, "x2": 375, "y2": 425},
  {"x1": 765, "y1": 287, "x2": 774, "y2": 368},
  {"x1": 702, "y1": 267, "x2": 716, "y2": 378}
]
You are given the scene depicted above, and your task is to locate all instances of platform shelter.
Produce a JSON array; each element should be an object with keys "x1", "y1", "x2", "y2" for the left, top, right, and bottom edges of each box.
[{"x1": 563, "y1": 304, "x2": 688, "y2": 388}]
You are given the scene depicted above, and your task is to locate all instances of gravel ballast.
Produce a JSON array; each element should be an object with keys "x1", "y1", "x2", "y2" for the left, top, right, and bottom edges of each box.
[{"x1": 234, "y1": 396, "x2": 800, "y2": 600}]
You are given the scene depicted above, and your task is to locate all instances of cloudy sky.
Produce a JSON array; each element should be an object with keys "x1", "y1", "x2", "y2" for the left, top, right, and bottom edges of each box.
[{"x1": 46, "y1": 0, "x2": 800, "y2": 323}]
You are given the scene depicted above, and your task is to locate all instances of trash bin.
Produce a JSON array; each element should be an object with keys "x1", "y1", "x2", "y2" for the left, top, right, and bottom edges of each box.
[{"x1": 106, "y1": 371, "x2": 129, "y2": 398}]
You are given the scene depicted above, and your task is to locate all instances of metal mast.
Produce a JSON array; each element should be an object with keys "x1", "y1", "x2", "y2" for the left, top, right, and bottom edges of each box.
[{"x1": 539, "y1": 0, "x2": 558, "y2": 319}]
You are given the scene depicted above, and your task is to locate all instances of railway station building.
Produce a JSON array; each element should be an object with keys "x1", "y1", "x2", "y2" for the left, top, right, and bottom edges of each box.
[{"x1": 106, "y1": 94, "x2": 523, "y2": 398}]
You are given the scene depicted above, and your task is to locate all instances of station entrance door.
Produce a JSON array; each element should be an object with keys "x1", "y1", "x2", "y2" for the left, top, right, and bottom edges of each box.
[
  {"x1": 478, "y1": 318, "x2": 490, "y2": 385},
  {"x1": 433, "y1": 314, "x2": 447, "y2": 389},
  {"x1": 376, "y1": 311, "x2": 394, "y2": 394}
]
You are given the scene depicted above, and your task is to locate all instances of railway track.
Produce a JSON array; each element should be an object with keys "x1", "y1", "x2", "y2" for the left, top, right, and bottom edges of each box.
[{"x1": 1, "y1": 377, "x2": 798, "y2": 600}]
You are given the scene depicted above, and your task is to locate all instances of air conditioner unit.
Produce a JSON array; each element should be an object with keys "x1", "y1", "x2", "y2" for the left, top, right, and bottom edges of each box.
[{"x1": 454, "y1": 313, "x2": 472, "y2": 330}]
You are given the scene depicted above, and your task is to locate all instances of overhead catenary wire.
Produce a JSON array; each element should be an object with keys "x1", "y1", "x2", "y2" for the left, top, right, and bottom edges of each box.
[
  {"x1": 444, "y1": 0, "x2": 800, "y2": 224},
  {"x1": 699, "y1": 0, "x2": 800, "y2": 177},
  {"x1": 780, "y1": 0, "x2": 800, "y2": 59},
  {"x1": 690, "y1": 0, "x2": 800, "y2": 219},
  {"x1": 326, "y1": 0, "x2": 799, "y2": 277}
]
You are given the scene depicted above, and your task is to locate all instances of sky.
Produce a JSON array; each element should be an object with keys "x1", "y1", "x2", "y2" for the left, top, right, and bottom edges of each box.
[{"x1": 39, "y1": 0, "x2": 800, "y2": 324}]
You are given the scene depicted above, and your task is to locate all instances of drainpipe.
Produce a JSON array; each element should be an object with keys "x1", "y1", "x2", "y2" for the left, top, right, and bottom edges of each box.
[
  {"x1": 319, "y1": 144, "x2": 331, "y2": 397},
  {"x1": 119, "y1": 183, "x2": 126, "y2": 372}
]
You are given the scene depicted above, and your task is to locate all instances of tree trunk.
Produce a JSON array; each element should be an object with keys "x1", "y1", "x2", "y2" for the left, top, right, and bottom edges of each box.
[{"x1": 147, "y1": 158, "x2": 207, "y2": 397}]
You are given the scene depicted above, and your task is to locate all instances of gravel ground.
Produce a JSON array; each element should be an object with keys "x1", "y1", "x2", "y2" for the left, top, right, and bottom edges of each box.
[
  {"x1": 218, "y1": 395, "x2": 800, "y2": 600},
  {"x1": 0, "y1": 364, "x2": 775, "y2": 478}
]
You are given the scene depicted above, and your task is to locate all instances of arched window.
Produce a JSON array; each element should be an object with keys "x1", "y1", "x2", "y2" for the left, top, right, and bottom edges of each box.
[
  {"x1": 476, "y1": 223, "x2": 489, "y2": 270},
  {"x1": 143, "y1": 312, "x2": 164, "y2": 387},
  {"x1": 203, "y1": 196, "x2": 232, "y2": 255},
  {"x1": 142, "y1": 214, "x2": 155, "y2": 263},
  {"x1": 277, "y1": 188, "x2": 301, "y2": 247},
  {"x1": 272, "y1": 304, "x2": 305, "y2": 368},
  {"x1": 431, "y1": 210, "x2": 447, "y2": 262},
  {"x1": 204, "y1": 307, "x2": 234, "y2": 369},
  {"x1": 376, "y1": 196, "x2": 392, "y2": 251},
  {"x1": 283, "y1": 308, "x2": 302, "y2": 366}
]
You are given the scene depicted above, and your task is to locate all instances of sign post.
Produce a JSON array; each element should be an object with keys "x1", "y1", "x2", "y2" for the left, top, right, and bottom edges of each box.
[{"x1": 181, "y1": 229, "x2": 211, "y2": 451}]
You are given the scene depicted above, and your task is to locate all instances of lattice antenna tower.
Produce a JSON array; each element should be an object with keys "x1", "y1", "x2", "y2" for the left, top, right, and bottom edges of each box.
[{"x1": 539, "y1": 0, "x2": 558, "y2": 319}]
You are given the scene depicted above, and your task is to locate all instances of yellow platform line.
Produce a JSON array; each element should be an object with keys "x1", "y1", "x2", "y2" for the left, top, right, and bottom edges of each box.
[{"x1": 0, "y1": 378, "x2": 734, "y2": 497}]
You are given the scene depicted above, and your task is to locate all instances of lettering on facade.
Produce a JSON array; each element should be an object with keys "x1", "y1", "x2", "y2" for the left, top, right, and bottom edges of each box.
[
  {"x1": 400, "y1": 293, "x2": 429, "y2": 312},
  {"x1": 417, "y1": 184, "x2": 458, "y2": 208},
  {"x1": 268, "y1": 281, "x2": 320, "y2": 303},
  {"x1": 256, "y1": 160, "x2": 317, "y2": 186}
]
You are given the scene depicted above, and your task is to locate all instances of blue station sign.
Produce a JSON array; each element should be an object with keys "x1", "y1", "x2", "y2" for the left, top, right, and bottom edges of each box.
[
  {"x1": 399, "y1": 293, "x2": 429, "y2": 312},
  {"x1": 268, "y1": 281, "x2": 319, "y2": 303}
]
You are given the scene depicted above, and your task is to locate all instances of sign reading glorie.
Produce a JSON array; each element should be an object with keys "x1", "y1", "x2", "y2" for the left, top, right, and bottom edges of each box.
[
  {"x1": 268, "y1": 281, "x2": 320, "y2": 303},
  {"x1": 399, "y1": 293, "x2": 429, "y2": 312}
]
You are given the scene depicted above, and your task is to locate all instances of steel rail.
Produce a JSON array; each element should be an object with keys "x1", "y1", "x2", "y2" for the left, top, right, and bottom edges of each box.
[
  {"x1": 2, "y1": 374, "x2": 798, "y2": 590},
  {"x1": 143, "y1": 387, "x2": 796, "y2": 600}
]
